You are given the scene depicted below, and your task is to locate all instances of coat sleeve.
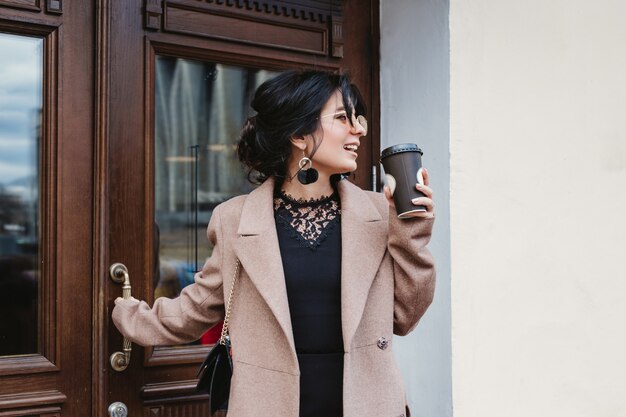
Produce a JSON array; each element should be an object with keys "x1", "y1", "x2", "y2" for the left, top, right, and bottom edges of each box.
[
  {"x1": 388, "y1": 207, "x2": 436, "y2": 336},
  {"x1": 111, "y1": 205, "x2": 226, "y2": 346}
]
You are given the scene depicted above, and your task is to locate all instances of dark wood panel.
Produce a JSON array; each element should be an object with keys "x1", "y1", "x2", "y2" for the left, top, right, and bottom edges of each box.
[
  {"x1": 160, "y1": 403, "x2": 210, "y2": 417},
  {"x1": 141, "y1": 379, "x2": 204, "y2": 403},
  {"x1": 147, "y1": 32, "x2": 340, "y2": 70},
  {"x1": 146, "y1": 345, "x2": 211, "y2": 367},
  {"x1": 0, "y1": 389, "x2": 65, "y2": 413},
  {"x1": 0, "y1": 356, "x2": 57, "y2": 376},
  {"x1": 143, "y1": 403, "x2": 210, "y2": 417},
  {"x1": 0, "y1": 0, "x2": 40, "y2": 12},
  {"x1": 0, "y1": 408, "x2": 60, "y2": 417},
  {"x1": 164, "y1": 3, "x2": 327, "y2": 55},
  {"x1": 0, "y1": 1, "x2": 95, "y2": 415}
]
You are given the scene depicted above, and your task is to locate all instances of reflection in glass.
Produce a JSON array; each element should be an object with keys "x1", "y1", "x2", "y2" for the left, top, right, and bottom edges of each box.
[
  {"x1": 0, "y1": 33, "x2": 43, "y2": 356},
  {"x1": 154, "y1": 57, "x2": 278, "y2": 345}
]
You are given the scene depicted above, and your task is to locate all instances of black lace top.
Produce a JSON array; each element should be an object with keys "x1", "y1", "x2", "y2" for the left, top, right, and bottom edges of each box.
[
  {"x1": 274, "y1": 189, "x2": 341, "y2": 250},
  {"x1": 274, "y1": 186, "x2": 343, "y2": 417}
]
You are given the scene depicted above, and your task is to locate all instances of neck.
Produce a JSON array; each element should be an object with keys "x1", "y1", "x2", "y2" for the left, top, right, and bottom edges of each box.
[{"x1": 281, "y1": 173, "x2": 334, "y2": 201}]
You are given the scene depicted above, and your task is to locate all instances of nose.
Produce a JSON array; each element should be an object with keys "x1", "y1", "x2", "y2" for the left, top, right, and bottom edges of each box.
[{"x1": 351, "y1": 117, "x2": 367, "y2": 137}]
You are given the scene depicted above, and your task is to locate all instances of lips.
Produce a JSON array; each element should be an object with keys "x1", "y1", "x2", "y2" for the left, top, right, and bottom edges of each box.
[{"x1": 343, "y1": 144, "x2": 358, "y2": 152}]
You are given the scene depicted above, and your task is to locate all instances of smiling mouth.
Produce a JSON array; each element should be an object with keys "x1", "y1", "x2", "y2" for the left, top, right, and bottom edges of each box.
[{"x1": 343, "y1": 144, "x2": 358, "y2": 152}]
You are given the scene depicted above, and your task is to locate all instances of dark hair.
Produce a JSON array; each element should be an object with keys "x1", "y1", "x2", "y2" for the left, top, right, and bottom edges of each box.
[{"x1": 237, "y1": 70, "x2": 366, "y2": 183}]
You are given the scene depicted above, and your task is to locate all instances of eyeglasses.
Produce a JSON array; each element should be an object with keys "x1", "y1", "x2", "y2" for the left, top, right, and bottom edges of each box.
[{"x1": 320, "y1": 110, "x2": 368, "y2": 135}]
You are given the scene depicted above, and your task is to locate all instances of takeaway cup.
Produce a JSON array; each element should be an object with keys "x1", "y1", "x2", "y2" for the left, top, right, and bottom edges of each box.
[{"x1": 380, "y1": 143, "x2": 426, "y2": 219}]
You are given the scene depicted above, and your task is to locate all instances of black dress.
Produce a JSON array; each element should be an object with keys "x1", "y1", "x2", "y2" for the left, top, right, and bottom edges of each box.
[{"x1": 273, "y1": 187, "x2": 343, "y2": 417}]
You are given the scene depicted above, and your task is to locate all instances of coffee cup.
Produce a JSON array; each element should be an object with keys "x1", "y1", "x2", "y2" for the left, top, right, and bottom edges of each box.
[{"x1": 380, "y1": 143, "x2": 426, "y2": 219}]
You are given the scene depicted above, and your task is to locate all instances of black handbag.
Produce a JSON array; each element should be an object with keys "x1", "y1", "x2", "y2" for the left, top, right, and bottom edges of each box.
[{"x1": 196, "y1": 260, "x2": 241, "y2": 415}]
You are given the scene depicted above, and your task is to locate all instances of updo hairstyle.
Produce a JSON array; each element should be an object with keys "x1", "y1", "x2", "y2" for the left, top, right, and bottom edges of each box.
[{"x1": 237, "y1": 69, "x2": 366, "y2": 183}]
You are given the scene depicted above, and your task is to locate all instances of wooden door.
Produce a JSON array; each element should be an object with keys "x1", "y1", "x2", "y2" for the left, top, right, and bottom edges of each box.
[
  {"x1": 0, "y1": 1, "x2": 95, "y2": 416},
  {"x1": 1, "y1": 0, "x2": 379, "y2": 416},
  {"x1": 102, "y1": 0, "x2": 380, "y2": 415}
]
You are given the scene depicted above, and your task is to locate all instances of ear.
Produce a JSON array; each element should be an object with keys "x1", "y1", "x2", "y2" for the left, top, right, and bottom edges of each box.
[{"x1": 289, "y1": 135, "x2": 308, "y2": 151}]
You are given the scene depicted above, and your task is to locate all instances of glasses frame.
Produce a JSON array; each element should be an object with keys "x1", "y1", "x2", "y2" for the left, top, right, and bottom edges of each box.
[{"x1": 320, "y1": 110, "x2": 368, "y2": 135}]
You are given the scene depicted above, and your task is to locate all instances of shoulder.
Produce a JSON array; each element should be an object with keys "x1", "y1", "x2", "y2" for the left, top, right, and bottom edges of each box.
[
  {"x1": 214, "y1": 194, "x2": 248, "y2": 216},
  {"x1": 340, "y1": 179, "x2": 389, "y2": 218},
  {"x1": 217, "y1": 194, "x2": 248, "y2": 211},
  {"x1": 210, "y1": 194, "x2": 248, "y2": 230}
]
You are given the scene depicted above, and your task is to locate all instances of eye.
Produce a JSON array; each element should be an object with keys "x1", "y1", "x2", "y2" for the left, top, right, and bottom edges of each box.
[{"x1": 336, "y1": 113, "x2": 348, "y2": 121}]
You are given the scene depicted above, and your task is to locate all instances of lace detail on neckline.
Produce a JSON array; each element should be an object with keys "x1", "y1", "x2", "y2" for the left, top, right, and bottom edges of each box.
[
  {"x1": 278, "y1": 189, "x2": 336, "y2": 205},
  {"x1": 274, "y1": 193, "x2": 341, "y2": 250}
]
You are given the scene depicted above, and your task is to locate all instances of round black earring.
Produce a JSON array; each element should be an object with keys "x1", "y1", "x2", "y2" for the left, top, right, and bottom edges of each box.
[{"x1": 297, "y1": 154, "x2": 318, "y2": 185}]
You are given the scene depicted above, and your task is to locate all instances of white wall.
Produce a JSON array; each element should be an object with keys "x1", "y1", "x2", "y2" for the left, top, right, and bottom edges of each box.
[
  {"x1": 380, "y1": 1, "x2": 452, "y2": 416},
  {"x1": 450, "y1": 1, "x2": 626, "y2": 416}
]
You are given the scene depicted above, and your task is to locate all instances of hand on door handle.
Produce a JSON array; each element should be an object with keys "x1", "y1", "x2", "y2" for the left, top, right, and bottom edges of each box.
[{"x1": 110, "y1": 263, "x2": 132, "y2": 372}]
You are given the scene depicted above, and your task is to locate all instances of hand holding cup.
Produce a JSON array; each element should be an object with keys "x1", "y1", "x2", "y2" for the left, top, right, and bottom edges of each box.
[
  {"x1": 384, "y1": 168, "x2": 435, "y2": 219},
  {"x1": 380, "y1": 143, "x2": 435, "y2": 219}
]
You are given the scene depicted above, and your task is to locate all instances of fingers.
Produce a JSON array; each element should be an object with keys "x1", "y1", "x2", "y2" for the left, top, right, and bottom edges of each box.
[
  {"x1": 403, "y1": 210, "x2": 435, "y2": 219},
  {"x1": 415, "y1": 168, "x2": 433, "y2": 199},
  {"x1": 422, "y1": 167, "x2": 430, "y2": 186},
  {"x1": 415, "y1": 183, "x2": 433, "y2": 199},
  {"x1": 384, "y1": 171, "x2": 435, "y2": 218},
  {"x1": 402, "y1": 196, "x2": 435, "y2": 219},
  {"x1": 411, "y1": 197, "x2": 435, "y2": 212},
  {"x1": 383, "y1": 185, "x2": 396, "y2": 208}
]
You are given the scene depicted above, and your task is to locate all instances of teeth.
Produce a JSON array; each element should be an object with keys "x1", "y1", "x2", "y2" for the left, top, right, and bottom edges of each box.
[{"x1": 344, "y1": 145, "x2": 358, "y2": 151}]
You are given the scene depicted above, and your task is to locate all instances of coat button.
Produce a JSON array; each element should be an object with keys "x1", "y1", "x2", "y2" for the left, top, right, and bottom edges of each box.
[{"x1": 377, "y1": 336, "x2": 389, "y2": 350}]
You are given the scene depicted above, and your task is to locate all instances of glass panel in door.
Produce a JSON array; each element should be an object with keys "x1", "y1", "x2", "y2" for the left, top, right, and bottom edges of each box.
[
  {"x1": 0, "y1": 33, "x2": 43, "y2": 356},
  {"x1": 153, "y1": 57, "x2": 278, "y2": 345}
]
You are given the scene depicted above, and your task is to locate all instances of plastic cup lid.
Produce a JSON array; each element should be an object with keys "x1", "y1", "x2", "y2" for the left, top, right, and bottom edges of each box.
[{"x1": 380, "y1": 143, "x2": 423, "y2": 160}]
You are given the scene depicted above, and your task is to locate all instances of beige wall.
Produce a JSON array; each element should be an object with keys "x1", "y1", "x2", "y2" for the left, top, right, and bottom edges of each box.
[{"x1": 450, "y1": 1, "x2": 626, "y2": 416}]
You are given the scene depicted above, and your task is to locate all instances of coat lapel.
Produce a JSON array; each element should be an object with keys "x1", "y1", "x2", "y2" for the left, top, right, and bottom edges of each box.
[
  {"x1": 233, "y1": 178, "x2": 296, "y2": 354},
  {"x1": 232, "y1": 178, "x2": 387, "y2": 355},
  {"x1": 338, "y1": 180, "x2": 388, "y2": 350}
]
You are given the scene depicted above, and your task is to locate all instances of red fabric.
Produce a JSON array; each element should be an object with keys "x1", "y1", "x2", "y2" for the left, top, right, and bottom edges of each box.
[{"x1": 200, "y1": 320, "x2": 224, "y2": 345}]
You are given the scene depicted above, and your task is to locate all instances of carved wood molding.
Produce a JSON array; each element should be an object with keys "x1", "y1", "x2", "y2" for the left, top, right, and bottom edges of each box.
[
  {"x1": 0, "y1": 0, "x2": 40, "y2": 12},
  {"x1": 141, "y1": 380, "x2": 207, "y2": 405},
  {"x1": 141, "y1": 382, "x2": 213, "y2": 417},
  {"x1": 142, "y1": 379, "x2": 199, "y2": 398},
  {"x1": 144, "y1": 0, "x2": 343, "y2": 58},
  {"x1": 45, "y1": 0, "x2": 61, "y2": 14},
  {"x1": 200, "y1": 0, "x2": 341, "y2": 23},
  {"x1": 0, "y1": 390, "x2": 66, "y2": 412},
  {"x1": 330, "y1": 14, "x2": 342, "y2": 58},
  {"x1": 145, "y1": 0, "x2": 162, "y2": 29},
  {"x1": 0, "y1": 0, "x2": 62, "y2": 14},
  {"x1": 143, "y1": 402, "x2": 211, "y2": 417}
]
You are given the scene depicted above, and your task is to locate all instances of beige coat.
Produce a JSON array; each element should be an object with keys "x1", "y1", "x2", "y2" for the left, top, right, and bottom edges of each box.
[{"x1": 112, "y1": 177, "x2": 436, "y2": 417}]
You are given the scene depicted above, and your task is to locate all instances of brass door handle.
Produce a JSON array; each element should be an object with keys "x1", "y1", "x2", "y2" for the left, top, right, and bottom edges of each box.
[{"x1": 110, "y1": 263, "x2": 132, "y2": 371}]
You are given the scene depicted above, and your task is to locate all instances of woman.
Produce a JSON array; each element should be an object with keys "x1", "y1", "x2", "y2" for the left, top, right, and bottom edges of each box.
[{"x1": 112, "y1": 70, "x2": 436, "y2": 417}]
